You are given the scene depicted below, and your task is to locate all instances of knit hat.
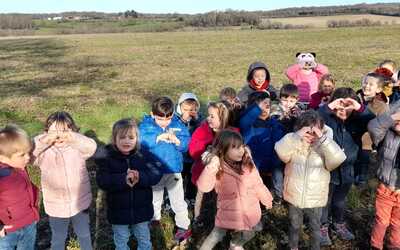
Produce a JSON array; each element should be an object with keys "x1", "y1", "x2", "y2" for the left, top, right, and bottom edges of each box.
[
  {"x1": 296, "y1": 52, "x2": 317, "y2": 69},
  {"x1": 176, "y1": 93, "x2": 200, "y2": 115}
]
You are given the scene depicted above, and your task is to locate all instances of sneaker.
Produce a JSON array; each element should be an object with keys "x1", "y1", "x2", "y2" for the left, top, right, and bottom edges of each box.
[
  {"x1": 273, "y1": 196, "x2": 283, "y2": 205},
  {"x1": 320, "y1": 224, "x2": 332, "y2": 246},
  {"x1": 174, "y1": 227, "x2": 192, "y2": 243},
  {"x1": 333, "y1": 222, "x2": 355, "y2": 240}
]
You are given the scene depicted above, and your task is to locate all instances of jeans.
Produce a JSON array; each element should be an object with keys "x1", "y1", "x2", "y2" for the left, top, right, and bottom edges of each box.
[
  {"x1": 152, "y1": 173, "x2": 190, "y2": 229},
  {"x1": 112, "y1": 222, "x2": 151, "y2": 250},
  {"x1": 199, "y1": 226, "x2": 255, "y2": 250},
  {"x1": 49, "y1": 211, "x2": 92, "y2": 250},
  {"x1": 288, "y1": 204, "x2": 322, "y2": 250},
  {"x1": 272, "y1": 165, "x2": 284, "y2": 198},
  {"x1": 321, "y1": 183, "x2": 352, "y2": 225},
  {"x1": 371, "y1": 184, "x2": 400, "y2": 250},
  {"x1": 0, "y1": 222, "x2": 36, "y2": 250}
]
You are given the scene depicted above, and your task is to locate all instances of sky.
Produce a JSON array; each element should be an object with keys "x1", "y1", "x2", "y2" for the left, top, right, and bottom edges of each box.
[{"x1": 0, "y1": 0, "x2": 397, "y2": 14}]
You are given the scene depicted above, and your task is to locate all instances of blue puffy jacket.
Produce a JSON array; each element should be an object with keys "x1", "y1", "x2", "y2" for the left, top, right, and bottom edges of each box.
[
  {"x1": 139, "y1": 115, "x2": 190, "y2": 174},
  {"x1": 240, "y1": 104, "x2": 285, "y2": 172}
]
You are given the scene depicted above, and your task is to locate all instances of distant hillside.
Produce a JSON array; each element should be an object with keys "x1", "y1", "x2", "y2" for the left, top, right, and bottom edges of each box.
[{"x1": 257, "y1": 2, "x2": 400, "y2": 18}]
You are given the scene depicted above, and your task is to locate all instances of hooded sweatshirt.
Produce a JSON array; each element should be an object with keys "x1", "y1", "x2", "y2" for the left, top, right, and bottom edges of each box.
[{"x1": 238, "y1": 62, "x2": 277, "y2": 105}]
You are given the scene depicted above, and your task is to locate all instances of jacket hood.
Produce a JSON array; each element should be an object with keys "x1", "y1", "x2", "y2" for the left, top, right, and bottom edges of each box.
[
  {"x1": 176, "y1": 93, "x2": 200, "y2": 115},
  {"x1": 246, "y1": 61, "x2": 271, "y2": 82}
]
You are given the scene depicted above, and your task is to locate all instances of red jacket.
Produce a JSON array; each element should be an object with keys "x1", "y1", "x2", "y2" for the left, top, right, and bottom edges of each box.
[
  {"x1": 189, "y1": 122, "x2": 239, "y2": 184},
  {"x1": 309, "y1": 91, "x2": 331, "y2": 110},
  {"x1": 0, "y1": 163, "x2": 39, "y2": 234}
]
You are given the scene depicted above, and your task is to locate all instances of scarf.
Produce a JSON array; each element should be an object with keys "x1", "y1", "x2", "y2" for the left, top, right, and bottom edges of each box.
[{"x1": 249, "y1": 79, "x2": 270, "y2": 92}]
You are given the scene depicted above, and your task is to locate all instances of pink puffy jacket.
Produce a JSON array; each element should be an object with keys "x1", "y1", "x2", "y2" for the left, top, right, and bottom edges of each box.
[
  {"x1": 286, "y1": 63, "x2": 329, "y2": 102},
  {"x1": 33, "y1": 132, "x2": 97, "y2": 218},
  {"x1": 197, "y1": 158, "x2": 272, "y2": 231}
]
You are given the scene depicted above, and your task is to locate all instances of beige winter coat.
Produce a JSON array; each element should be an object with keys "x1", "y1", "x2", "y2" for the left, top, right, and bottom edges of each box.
[{"x1": 274, "y1": 126, "x2": 346, "y2": 208}]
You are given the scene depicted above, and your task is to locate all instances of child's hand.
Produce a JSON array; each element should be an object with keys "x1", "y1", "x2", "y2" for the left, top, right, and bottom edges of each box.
[
  {"x1": 59, "y1": 131, "x2": 73, "y2": 143},
  {"x1": 156, "y1": 133, "x2": 170, "y2": 143},
  {"x1": 126, "y1": 169, "x2": 139, "y2": 187},
  {"x1": 168, "y1": 133, "x2": 181, "y2": 146},
  {"x1": 391, "y1": 112, "x2": 400, "y2": 122},
  {"x1": 296, "y1": 126, "x2": 315, "y2": 144},
  {"x1": 343, "y1": 98, "x2": 361, "y2": 111},
  {"x1": 41, "y1": 132, "x2": 59, "y2": 145},
  {"x1": 0, "y1": 225, "x2": 11, "y2": 238},
  {"x1": 207, "y1": 155, "x2": 220, "y2": 174},
  {"x1": 327, "y1": 98, "x2": 344, "y2": 110},
  {"x1": 311, "y1": 126, "x2": 323, "y2": 139}
]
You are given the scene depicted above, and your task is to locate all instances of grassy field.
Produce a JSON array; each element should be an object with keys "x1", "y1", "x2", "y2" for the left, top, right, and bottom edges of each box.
[
  {"x1": 264, "y1": 14, "x2": 400, "y2": 28},
  {"x1": 1, "y1": 26, "x2": 400, "y2": 249}
]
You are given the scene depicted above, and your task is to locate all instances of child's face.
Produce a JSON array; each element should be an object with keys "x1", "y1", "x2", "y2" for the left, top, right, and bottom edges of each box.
[
  {"x1": 226, "y1": 144, "x2": 245, "y2": 162},
  {"x1": 280, "y1": 96, "x2": 298, "y2": 110},
  {"x1": 258, "y1": 98, "x2": 271, "y2": 120},
  {"x1": 207, "y1": 107, "x2": 221, "y2": 131},
  {"x1": 48, "y1": 122, "x2": 71, "y2": 147},
  {"x1": 116, "y1": 130, "x2": 137, "y2": 155},
  {"x1": 321, "y1": 80, "x2": 334, "y2": 95},
  {"x1": 180, "y1": 102, "x2": 198, "y2": 122},
  {"x1": 333, "y1": 106, "x2": 352, "y2": 121},
  {"x1": 252, "y1": 69, "x2": 267, "y2": 87},
  {"x1": 362, "y1": 77, "x2": 381, "y2": 98},
  {"x1": 153, "y1": 114, "x2": 173, "y2": 129},
  {"x1": 0, "y1": 150, "x2": 31, "y2": 169}
]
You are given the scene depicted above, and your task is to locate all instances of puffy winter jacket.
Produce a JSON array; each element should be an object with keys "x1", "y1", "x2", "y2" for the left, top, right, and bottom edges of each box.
[
  {"x1": 286, "y1": 63, "x2": 329, "y2": 102},
  {"x1": 318, "y1": 104, "x2": 375, "y2": 184},
  {"x1": 33, "y1": 132, "x2": 96, "y2": 218},
  {"x1": 275, "y1": 128, "x2": 346, "y2": 208},
  {"x1": 139, "y1": 115, "x2": 190, "y2": 174},
  {"x1": 197, "y1": 158, "x2": 272, "y2": 231},
  {"x1": 239, "y1": 104, "x2": 284, "y2": 171},
  {"x1": 0, "y1": 163, "x2": 39, "y2": 234},
  {"x1": 95, "y1": 145, "x2": 163, "y2": 225},
  {"x1": 368, "y1": 102, "x2": 400, "y2": 189}
]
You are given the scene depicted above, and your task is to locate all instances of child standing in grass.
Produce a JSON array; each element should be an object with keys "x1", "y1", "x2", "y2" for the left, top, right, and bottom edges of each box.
[
  {"x1": 197, "y1": 130, "x2": 273, "y2": 250},
  {"x1": 139, "y1": 96, "x2": 192, "y2": 244},
  {"x1": 275, "y1": 111, "x2": 346, "y2": 250},
  {"x1": 33, "y1": 111, "x2": 97, "y2": 250},
  {"x1": 240, "y1": 92, "x2": 285, "y2": 203},
  {"x1": 318, "y1": 88, "x2": 375, "y2": 246},
  {"x1": 286, "y1": 53, "x2": 329, "y2": 103},
  {"x1": 238, "y1": 61, "x2": 278, "y2": 105},
  {"x1": 175, "y1": 93, "x2": 202, "y2": 205},
  {"x1": 96, "y1": 118, "x2": 162, "y2": 250},
  {"x1": 368, "y1": 102, "x2": 400, "y2": 250},
  {"x1": 0, "y1": 125, "x2": 39, "y2": 250},
  {"x1": 189, "y1": 102, "x2": 239, "y2": 222}
]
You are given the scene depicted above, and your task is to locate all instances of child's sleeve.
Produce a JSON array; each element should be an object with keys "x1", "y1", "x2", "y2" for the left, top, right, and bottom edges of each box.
[
  {"x1": 95, "y1": 149, "x2": 129, "y2": 192},
  {"x1": 274, "y1": 133, "x2": 303, "y2": 164},
  {"x1": 32, "y1": 134, "x2": 55, "y2": 166},
  {"x1": 314, "y1": 63, "x2": 329, "y2": 78},
  {"x1": 253, "y1": 169, "x2": 273, "y2": 209},
  {"x1": 189, "y1": 124, "x2": 213, "y2": 161},
  {"x1": 136, "y1": 151, "x2": 163, "y2": 187},
  {"x1": 175, "y1": 124, "x2": 191, "y2": 153},
  {"x1": 285, "y1": 64, "x2": 301, "y2": 81},
  {"x1": 239, "y1": 104, "x2": 262, "y2": 133},
  {"x1": 368, "y1": 112, "x2": 395, "y2": 146},
  {"x1": 314, "y1": 126, "x2": 346, "y2": 171},
  {"x1": 70, "y1": 132, "x2": 97, "y2": 159},
  {"x1": 197, "y1": 158, "x2": 219, "y2": 192}
]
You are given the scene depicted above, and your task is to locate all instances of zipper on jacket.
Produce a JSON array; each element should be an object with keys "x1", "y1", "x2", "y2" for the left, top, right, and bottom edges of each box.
[{"x1": 126, "y1": 158, "x2": 135, "y2": 223}]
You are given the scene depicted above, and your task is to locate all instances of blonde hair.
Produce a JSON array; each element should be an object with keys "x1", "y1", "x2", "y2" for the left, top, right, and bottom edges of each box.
[
  {"x1": 207, "y1": 102, "x2": 230, "y2": 130},
  {"x1": 379, "y1": 60, "x2": 397, "y2": 72},
  {"x1": 111, "y1": 118, "x2": 140, "y2": 152},
  {"x1": 0, "y1": 124, "x2": 32, "y2": 158}
]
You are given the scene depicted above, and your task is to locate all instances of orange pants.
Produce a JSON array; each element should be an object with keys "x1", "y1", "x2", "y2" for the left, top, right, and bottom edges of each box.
[{"x1": 371, "y1": 183, "x2": 400, "y2": 250}]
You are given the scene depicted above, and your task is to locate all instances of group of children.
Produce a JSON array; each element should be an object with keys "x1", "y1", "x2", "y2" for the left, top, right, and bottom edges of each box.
[{"x1": 1, "y1": 55, "x2": 400, "y2": 250}]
